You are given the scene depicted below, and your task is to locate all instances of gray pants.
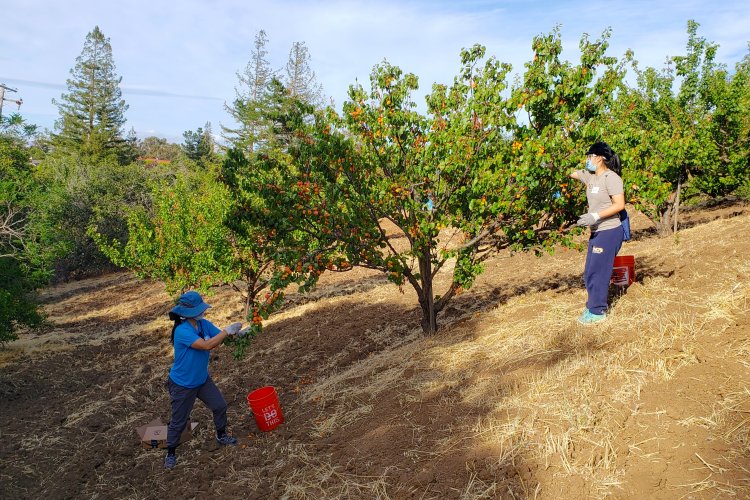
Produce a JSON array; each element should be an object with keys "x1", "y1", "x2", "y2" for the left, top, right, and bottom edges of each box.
[{"x1": 166, "y1": 376, "x2": 228, "y2": 448}]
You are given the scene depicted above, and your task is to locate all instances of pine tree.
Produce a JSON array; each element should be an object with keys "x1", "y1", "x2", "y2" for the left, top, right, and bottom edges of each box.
[
  {"x1": 284, "y1": 41, "x2": 324, "y2": 107},
  {"x1": 52, "y1": 26, "x2": 129, "y2": 162},
  {"x1": 182, "y1": 122, "x2": 217, "y2": 166},
  {"x1": 223, "y1": 32, "x2": 326, "y2": 154},
  {"x1": 223, "y1": 30, "x2": 274, "y2": 153}
]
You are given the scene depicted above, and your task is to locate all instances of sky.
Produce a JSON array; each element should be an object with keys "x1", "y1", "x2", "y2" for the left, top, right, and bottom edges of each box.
[{"x1": 2, "y1": 0, "x2": 749, "y2": 144}]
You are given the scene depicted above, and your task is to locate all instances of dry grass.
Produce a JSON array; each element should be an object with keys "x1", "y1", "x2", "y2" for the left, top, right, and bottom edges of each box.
[
  {"x1": 283, "y1": 215, "x2": 750, "y2": 498},
  {"x1": 280, "y1": 443, "x2": 393, "y2": 499},
  {"x1": 5, "y1": 211, "x2": 748, "y2": 499}
]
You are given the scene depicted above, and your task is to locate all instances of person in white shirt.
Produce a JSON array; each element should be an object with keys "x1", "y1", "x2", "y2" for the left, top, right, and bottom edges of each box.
[{"x1": 570, "y1": 141, "x2": 626, "y2": 325}]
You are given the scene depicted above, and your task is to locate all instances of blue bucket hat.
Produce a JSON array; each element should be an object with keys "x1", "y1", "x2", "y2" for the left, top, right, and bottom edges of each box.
[{"x1": 170, "y1": 291, "x2": 211, "y2": 319}]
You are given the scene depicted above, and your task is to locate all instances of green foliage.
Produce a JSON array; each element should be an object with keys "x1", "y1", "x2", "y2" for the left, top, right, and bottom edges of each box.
[
  {"x1": 37, "y1": 153, "x2": 152, "y2": 279},
  {"x1": 247, "y1": 33, "x2": 624, "y2": 335},
  {"x1": 0, "y1": 119, "x2": 59, "y2": 342},
  {"x1": 138, "y1": 136, "x2": 182, "y2": 162},
  {"x1": 737, "y1": 177, "x2": 750, "y2": 201},
  {"x1": 52, "y1": 26, "x2": 132, "y2": 164},
  {"x1": 182, "y1": 123, "x2": 218, "y2": 166},
  {"x1": 612, "y1": 20, "x2": 750, "y2": 233},
  {"x1": 0, "y1": 257, "x2": 43, "y2": 344},
  {"x1": 508, "y1": 27, "x2": 626, "y2": 242},
  {"x1": 93, "y1": 170, "x2": 237, "y2": 292},
  {"x1": 223, "y1": 30, "x2": 275, "y2": 154},
  {"x1": 1, "y1": 113, "x2": 38, "y2": 140},
  {"x1": 689, "y1": 45, "x2": 750, "y2": 197}
]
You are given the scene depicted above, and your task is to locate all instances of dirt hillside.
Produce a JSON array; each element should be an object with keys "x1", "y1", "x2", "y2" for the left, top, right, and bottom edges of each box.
[{"x1": 1, "y1": 200, "x2": 749, "y2": 499}]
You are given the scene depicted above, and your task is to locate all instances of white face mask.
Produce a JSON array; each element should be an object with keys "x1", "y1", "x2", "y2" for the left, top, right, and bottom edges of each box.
[{"x1": 194, "y1": 313, "x2": 205, "y2": 321}]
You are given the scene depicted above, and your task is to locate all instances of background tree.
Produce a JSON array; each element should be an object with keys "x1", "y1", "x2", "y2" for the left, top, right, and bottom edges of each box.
[
  {"x1": 39, "y1": 26, "x2": 152, "y2": 279},
  {"x1": 612, "y1": 21, "x2": 749, "y2": 233},
  {"x1": 92, "y1": 170, "x2": 238, "y2": 294},
  {"x1": 52, "y1": 25, "x2": 131, "y2": 164},
  {"x1": 1, "y1": 113, "x2": 38, "y2": 140},
  {"x1": 0, "y1": 117, "x2": 61, "y2": 343},
  {"x1": 284, "y1": 41, "x2": 324, "y2": 107},
  {"x1": 687, "y1": 37, "x2": 750, "y2": 198},
  {"x1": 223, "y1": 31, "x2": 328, "y2": 155},
  {"x1": 182, "y1": 122, "x2": 217, "y2": 166},
  {"x1": 223, "y1": 30, "x2": 274, "y2": 154},
  {"x1": 137, "y1": 136, "x2": 182, "y2": 162}
]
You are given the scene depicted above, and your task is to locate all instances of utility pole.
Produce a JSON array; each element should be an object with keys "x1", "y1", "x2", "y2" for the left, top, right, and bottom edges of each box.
[{"x1": 0, "y1": 83, "x2": 23, "y2": 120}]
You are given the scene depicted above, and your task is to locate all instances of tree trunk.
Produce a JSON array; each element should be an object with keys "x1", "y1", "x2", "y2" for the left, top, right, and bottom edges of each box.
[
  {"x1": 418, "y1": 254, "x2": 438, "y2": 335},
  {"x1": 244, "y1": 282, "x2": 252, "y2": 319},
  {"x1": 657, "y1": 205, "x2": 672, "y2": 236},
  {"x1": 673, "y1": 177, "x2": 682, "y2": 233}
]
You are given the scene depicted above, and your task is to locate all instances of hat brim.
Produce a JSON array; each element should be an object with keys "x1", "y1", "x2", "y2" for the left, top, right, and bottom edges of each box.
[{"x1": 170, "y1": 302, "x2": 211, "y2": 319}]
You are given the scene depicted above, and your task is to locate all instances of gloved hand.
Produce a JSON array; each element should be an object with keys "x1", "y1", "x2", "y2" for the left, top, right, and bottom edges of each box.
[
  {"x1": 223, "y1": 322, "x2": 242, "y2": 336},
  {"x1": 576, "y1": 212, "x2": 600, "y2": 227}
]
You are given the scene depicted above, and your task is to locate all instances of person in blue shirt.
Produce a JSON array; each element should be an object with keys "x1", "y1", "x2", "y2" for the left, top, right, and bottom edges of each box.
[{"x1": 164, "y1": 291, "x2": 243, "y2": 469}]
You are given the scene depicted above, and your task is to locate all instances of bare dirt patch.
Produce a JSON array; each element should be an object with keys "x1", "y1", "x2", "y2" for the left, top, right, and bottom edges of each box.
[{"x1": 1, "y1": 199, "x2": 749, "y2": 499}]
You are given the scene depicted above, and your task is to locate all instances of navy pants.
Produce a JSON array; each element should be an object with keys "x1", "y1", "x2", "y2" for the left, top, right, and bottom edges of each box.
[
  {"x1": 584, "y1": 227, "x2": 623, "y2": 315},
  {"x1": 166, "y1": 376, "x2": 228, "y2": 448}
]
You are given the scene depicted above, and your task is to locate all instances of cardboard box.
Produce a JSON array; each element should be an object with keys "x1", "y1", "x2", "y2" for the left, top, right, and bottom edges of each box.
[{"x1": 136, "y1": 418, "x2": 198, "y2": 449}]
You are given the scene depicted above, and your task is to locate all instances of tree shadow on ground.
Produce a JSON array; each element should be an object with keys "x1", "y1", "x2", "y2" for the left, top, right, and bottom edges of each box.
[
  {"x1": 629, "y1": 226, "x2": 660, "y2": 242},
  {"x1": 682, "y1": 195, "x2": 748, "y2": 212},
  {"x1": 278, "y1": 274, "x2": 390, "y2": 312},
  {"x1": 630, "y1": 254, "x2": 674, "y2": 282},
  {"x1": 237, "y1": 284, "x2": 607, "y2": 498},
  {"x1": 606, "y1": 253, "x2": 673, "y2": 310},
  {"x1": 0, "y1": 263, "x2": 637, "y2": 499},
  {"x1": 677, "y1": 204, "x2": 749, "y2": 231},
  {"x1": 441, "y1": 269, "x2": 583, "y2": 324},
  {"x1": 37, "y1": 272, "x2": 137, "y2": 304},
  {"x1": 630, "y1": 197, "x2": 748, "y2": 240}
]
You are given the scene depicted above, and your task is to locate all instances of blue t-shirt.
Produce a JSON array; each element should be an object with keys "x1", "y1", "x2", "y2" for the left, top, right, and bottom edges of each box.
[{"x1": 169, "y1": 319, "x2": 221, "y2": 388}]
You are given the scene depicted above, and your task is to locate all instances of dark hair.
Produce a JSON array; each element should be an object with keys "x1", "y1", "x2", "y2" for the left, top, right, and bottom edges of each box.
[
  {"x1": 168, "y1": 311, "x2": 183, "y2": 344},
  {"x1": 586, "y1": 141, "x2": 621, "y2": 175}
]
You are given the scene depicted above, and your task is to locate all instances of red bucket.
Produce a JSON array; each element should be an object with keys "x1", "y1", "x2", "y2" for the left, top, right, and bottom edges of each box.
[
  {"x1": 611, "y1": 255, "x2": 635, "y2": 286},
  {"x1": 247, "y1": 386, "x2": 284, "y2": 432}
]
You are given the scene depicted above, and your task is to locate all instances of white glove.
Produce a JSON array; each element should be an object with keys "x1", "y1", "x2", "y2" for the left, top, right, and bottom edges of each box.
[
  {"x1": 223, "y1": 322, "x2": 242, "y2": 335},
  {"x1": 576, "y1": 212, "x2": 600, "y2": 227}
]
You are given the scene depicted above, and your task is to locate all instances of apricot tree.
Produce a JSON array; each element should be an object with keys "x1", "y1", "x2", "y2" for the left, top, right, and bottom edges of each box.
[{"x1": 266, "y1": 39, "x2": 620, "y2": 334}]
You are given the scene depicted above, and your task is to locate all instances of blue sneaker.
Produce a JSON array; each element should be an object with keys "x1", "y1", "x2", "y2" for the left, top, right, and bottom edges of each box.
[
  {"x1": 216, "y1": 434, "x2": 238, "y2": 446},
  {"x1": 164, "y1": 454, "x2": 177, "y2": 469},
  {"x1": 578, "y1": 309, "x2": 607, "y2": 325}
]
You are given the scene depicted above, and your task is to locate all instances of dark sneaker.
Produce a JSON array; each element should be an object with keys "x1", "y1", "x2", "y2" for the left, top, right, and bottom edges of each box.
[
  {"x1": 164, "y1": 454, "x2": 177, "y2": 469},
  {"x1": 216, "y1": 434, "x2": 238, "y2": 446}
]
